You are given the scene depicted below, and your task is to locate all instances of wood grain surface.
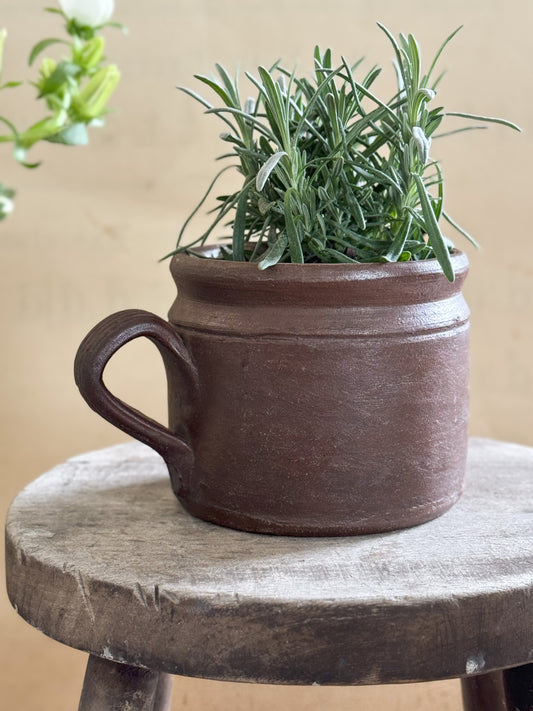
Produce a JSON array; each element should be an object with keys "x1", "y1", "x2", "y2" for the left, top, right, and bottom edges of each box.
[{"x1": 5, "y1": 438, "x2": 533, "y2": 685}]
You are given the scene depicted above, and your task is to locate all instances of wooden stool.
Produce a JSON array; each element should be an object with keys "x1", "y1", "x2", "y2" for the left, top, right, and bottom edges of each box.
[{"x1": 5, "y1": 438, "x2": 533, "y2": 710}]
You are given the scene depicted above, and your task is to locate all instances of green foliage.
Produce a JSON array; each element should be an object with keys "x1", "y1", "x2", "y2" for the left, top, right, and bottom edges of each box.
[
  {"x1": 0, "y1": 7, "x2": 122, "y2": 219},
  {"x1": 174, "y1": 24, "x2": 520, "y2": 281}
]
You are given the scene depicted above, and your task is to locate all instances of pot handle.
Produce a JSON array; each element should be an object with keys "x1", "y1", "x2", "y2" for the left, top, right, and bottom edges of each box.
[{"x1": 74, "y1": 309, "x2": 198, "y2": 473}]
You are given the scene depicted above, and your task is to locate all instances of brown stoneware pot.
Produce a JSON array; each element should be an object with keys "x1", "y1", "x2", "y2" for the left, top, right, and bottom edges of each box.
[{"x1": 74, "y1": 249, "x2": 470, "y2": 536}]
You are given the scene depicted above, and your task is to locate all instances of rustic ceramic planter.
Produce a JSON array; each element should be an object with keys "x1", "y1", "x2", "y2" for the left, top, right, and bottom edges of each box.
[{"x1": 74, "y1": 249, "x2": 470, "y2": 536}]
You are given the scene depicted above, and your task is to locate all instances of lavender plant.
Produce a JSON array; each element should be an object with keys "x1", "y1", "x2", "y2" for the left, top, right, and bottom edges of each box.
[{"x1": 173, "y1": 24, "x2": 519, "y2": 281}]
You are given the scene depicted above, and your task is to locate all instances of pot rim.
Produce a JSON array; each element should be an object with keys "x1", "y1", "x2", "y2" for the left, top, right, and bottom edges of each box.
[
  {"x1": 170, "y1": 245, "x2": 469, "y2": 285},
  {"x1": 168, "y1": 246, "x2": 469, "y2": 341}
]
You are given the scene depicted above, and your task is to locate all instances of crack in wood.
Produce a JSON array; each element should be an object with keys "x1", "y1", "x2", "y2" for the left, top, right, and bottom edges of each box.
[
  {"x1": 75, "y1": 571, "x2": 96, "y2": 624},
  {"x1": 133, "y1": 583, "x2": 149, "y2": 608}
]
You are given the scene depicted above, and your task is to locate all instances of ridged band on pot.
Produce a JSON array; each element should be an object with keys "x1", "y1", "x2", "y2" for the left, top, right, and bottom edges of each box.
[{"x1": 74, "y1": 250, "x2": 469, "y2": 536}]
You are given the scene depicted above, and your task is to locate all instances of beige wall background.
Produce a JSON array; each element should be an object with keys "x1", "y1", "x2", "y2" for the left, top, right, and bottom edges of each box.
[{"x1": 1, "y1": 1, "x2": 530, "y2": 709}]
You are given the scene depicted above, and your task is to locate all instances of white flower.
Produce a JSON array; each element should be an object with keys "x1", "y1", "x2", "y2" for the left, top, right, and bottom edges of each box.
[
  {"x1": 0, "y1": 196, "x2": 14, "y2": 215},
  {"x1": 59, "y1": 0, "x2": 114, "y2": 27}
]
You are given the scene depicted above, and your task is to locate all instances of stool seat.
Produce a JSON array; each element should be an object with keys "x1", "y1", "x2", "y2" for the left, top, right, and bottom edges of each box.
[{"x1": 5, "y1": 438, "x2": 533, "y2": 689}]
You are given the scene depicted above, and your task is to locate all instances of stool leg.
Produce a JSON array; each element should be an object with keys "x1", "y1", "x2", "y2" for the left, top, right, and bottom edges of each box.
[
  {"x1": 154, "y1": 673, "x2": 173, "y2": 711},
  {"x1": 78, "y1": 653, "x2": 170, "y2": 711},
  {"x1": 461, "y1": 663, "x2": 533, "y2": 711},
  {"x1": 461, "y1": 670, "x2": 508, "y2": 710}
]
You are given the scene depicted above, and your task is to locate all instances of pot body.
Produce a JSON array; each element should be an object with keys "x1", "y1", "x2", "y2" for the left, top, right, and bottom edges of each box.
[
  {"x1": 74, "y1": 250, "x2": 469, "y2": 536},
  {"x1": 165, "y1": 251, "x2": 469, "y2": 535}
]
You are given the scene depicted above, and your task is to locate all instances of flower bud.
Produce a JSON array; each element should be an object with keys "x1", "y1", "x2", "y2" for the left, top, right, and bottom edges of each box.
[
  {"x1": 0, "y1": 195, "x2": 14, "y2": 217},
  {"x1": 58, "y1": 0, "x2": 114, "y2": 27},
  {"x1": 72, "y1": 64, "x2": 120, "y2": 120},
  {"x1": 39, "y1": 57, "x2": 58, "y2": 82},
  {"x1": 76, "y1": 36, "x2": 105, "y2": 70}
]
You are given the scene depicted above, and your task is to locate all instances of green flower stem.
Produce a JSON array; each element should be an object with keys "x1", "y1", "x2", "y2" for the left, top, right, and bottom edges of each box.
[{"x1": 1, "y1": 6, "x2": 123, "y2": 219}]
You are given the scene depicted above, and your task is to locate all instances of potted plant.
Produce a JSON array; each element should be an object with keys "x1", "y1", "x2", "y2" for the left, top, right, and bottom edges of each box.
[{"x1": 74, "y1": 25, "x2": 519, "y2": 536}]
